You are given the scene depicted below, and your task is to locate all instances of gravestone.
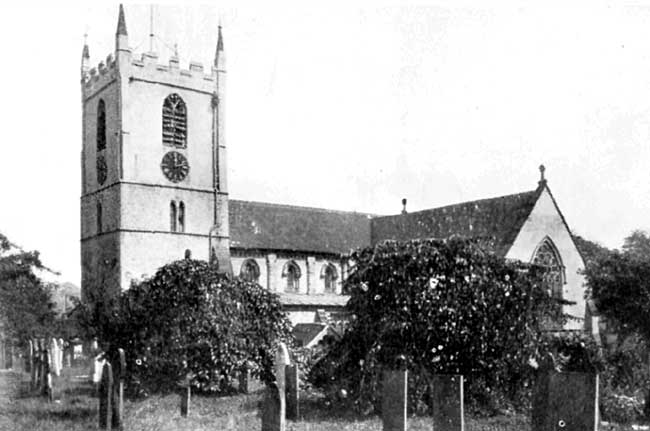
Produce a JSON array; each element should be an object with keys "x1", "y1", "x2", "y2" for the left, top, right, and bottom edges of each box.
[
  {"x1": 382, "y1": 368, "x2": 408, "y2": 431},
  {"x1": 180, "y1": 385, "x2": 191, "y2": 417},
  {"x1": 99, "y1": 362, "x2": 113, "y2": 429},
  {"x1": 275, "y1": 342, "x2": 291, "y2": 393},
  {"x1": 26, "y1": 340, "x2": 33, "y2": 374},
  {"x1": 57, "y1": 338, "x2": 64, "y2": 372},
  {"x1": 261, "y1": 381, "x2": 284, "y2": 431},
  {"x1": 42, "y1": 348, "x2": 53, "y2": 402},
  {"x1": 285, "y1": 364, "x2": 299, "y2": 420},
  {"x1": 238, "y1": 364, "x2": 250, "y2": 394},
  {"x1": 32, "y1": 339, "x2": 41, "y2": 390},
  {"x1": 431, "y1": 374, "x2": 464, "y2": 431},
  {"x1": 49, "y1": 338, "x2": 60, "y2": 377},
  {"x1": 112, "y1": 349, "x2": 126, "y2": 429},
  {"x1": 532, "y1": 371, "x2": 599, "y2": 431}
]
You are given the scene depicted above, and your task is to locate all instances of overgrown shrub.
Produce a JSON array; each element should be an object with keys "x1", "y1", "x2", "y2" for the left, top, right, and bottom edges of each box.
[
  {"x1": 84, "y1": 259, "x2": 293, "y2": 395},
  {"x1": 309, "y1": 237, "x2": 571, "y2": 414}
]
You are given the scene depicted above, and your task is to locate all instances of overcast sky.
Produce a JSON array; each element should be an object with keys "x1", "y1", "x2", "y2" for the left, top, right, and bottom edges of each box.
[{"x1": 1, "y1": 1, "x2": 649, "y2": 285}]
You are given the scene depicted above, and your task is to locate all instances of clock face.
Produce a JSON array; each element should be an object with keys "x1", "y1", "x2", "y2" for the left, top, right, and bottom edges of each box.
[
  {"x1": 96, "y1": 155, "x2": 107, "y2": 185},
  {"x1": 161, "y1": 151, "x2": 189, "y2": 183}
]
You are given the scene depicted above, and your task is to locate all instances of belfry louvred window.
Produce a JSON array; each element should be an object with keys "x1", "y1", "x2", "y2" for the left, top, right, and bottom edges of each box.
[{"x1": 162, "y1": 94, "x2": 187, "y2": 147}]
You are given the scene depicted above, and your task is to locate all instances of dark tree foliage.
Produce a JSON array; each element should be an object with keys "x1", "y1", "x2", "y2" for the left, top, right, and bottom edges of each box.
[
  {"x1": 309, "y1": 237, "x2": 570, "y2": 414},
  {"x1": 585, "y1": 230, "x2": 650, "y2": 342},
  {"x1": 85, "y1": 259, "x2": 293, "y2": 395},
  {"x1": 0, "y1": 232, "x2": 56, "y2": 342}
]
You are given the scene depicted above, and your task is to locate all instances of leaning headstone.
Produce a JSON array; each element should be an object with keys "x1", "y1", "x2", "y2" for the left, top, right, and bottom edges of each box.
[
  {"x1": 112, "y1": 349, "x2": 126, "y2": 429},
  {"x1": 261, "y1": 381, "x2": 284, "y2": 431},
  {"x1": 275, "y1": 342, "x2": 291, "y2": 393},
  {"x1": 92, "y1": 354, "x2": 106, "y2": 385},
  {"x1": 285, "y1": 364, "x2": 299, "y2": 420},
  {"x1": 431, "y1": 374, "x2": 464, "y2": 431},
  {"x1": 382, "y1": 366, "x2": 408, "y2": 431},
  {"x1": 532, "y1": 371, "x2": 599, "y2": 431},
  {"x1": 99, "y1": 362, "x2": 113, "y2": 429}
]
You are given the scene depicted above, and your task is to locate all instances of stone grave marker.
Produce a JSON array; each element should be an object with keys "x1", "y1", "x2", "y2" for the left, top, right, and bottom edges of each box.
[
  {"x1": 180, "y1": 385, "x2": 191, "y2": 417},
  {"x1": 431, "y1": 374, "x2": 464, "y2": 431},
  {"x1": 238, "y1": 363, "x2": 250, "y2": 394},
  {"x1": 261, "y1": 381, "x2": 284, "y2": 431},
  {"x1": 99, "y1": 362, "x2": 113, "y2": 429},
  {"x1": 112, "y1": 348, "x2": 126, "y2": 429},
  {"x1": 285, "y1": 364, "x2": 299, "y2": 420},
  {"x1": 57, "y1": 338, "x2": 64, "y2": 372},
  {"x1": 382, "y1": 364, "x2": 408, "y2": 431},
  {"x1": 42, "y1": 348, "x2": 53, "y2": 402},
  {"x1": 532, "y1": 371, "x2": 599, "y2": 431},
  {"x1": 26, "y1": 340, "x2": 33, "y2": 374},
  {"x1": 49, "y1": 338, "x2": 60, "y2": 377}
]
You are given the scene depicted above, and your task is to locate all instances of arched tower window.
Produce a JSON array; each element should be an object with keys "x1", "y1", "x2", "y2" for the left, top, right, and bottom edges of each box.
[
  {"x1": 96, "y1": 201, "x2": 103, "y2": 234},
  {"x1": 97, "y1": 99, "x2": 106, "y2": 152},
  {"x1": 321, "y1": 263, "x2": 338, "y2": 293},
  {"x1": 170, "y1": 201, "x2": 177, "y2": 232},
  {"x1": 178, "y1": 201, "x2": 185, "y2": 233},
  {"x1": 162, "y1": 94, "x2": 187, "y2": 147},
  {"x1": 532, "y1": 237, "x2": 565, "y2": 300},
  {"x1": 282, "y1": 261, "x2": 301, "y2": 293},
  {"x1": 240, "y1": 259, "x2": 260, "y2": 283}
]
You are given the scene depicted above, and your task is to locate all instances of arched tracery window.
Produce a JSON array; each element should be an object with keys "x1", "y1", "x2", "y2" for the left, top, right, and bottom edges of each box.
[
  {"x1": 532, "y1": 237, "x2": 565, "y2": 300},
  {"x1": 282, "y1": 261, "x2": 301, "y2": 293},
  {"x1": 97, "y1": 99, "x2": 106, "y2": 152},
  {"x1": 240, "y1": 259, "x2": 260, "y2": 283},
  {"x1": 162, "y1": 94, "x2": 187, "y2": 147},
  {"x1": 321, "y1": 263, "x2": 338, "y2": 293}
]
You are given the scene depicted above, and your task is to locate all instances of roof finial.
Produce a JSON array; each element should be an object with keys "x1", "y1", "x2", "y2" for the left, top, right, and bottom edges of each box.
[
  {"x1": 217, "y1": 24, "x2": 224, "y2": 52},
  {"x1": 401, "y1": 198, "x2": 408, "y2": 215},
  {"x1": 82, "y1": 33, "x2": 90, "y2": 60},
  {"x1": 538, "y1": 164, "x2": 547, "y2": 187},
  {"x1": 116, "y1": 4, "x2": 127, "y2": 36}
]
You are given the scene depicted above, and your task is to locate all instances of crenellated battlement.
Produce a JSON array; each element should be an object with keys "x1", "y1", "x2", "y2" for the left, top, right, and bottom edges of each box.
[{"x1": 82, "y1": 48, "x2": 218, "y2": 98}]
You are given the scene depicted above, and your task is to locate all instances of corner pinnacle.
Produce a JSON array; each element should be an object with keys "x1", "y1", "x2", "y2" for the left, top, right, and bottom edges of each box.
[{"x1": 116, "y1": 4, "x2": 128, "y2": 36}]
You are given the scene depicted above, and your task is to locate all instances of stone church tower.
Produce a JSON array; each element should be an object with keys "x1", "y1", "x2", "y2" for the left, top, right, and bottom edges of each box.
[{"x1": 80, "y1": 5, "x2": 231, "y2": 302}]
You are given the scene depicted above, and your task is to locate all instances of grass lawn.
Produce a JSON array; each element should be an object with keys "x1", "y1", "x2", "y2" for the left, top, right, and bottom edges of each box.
[{"x1": 0, "y1": 367, "x2": 638, "y2": 431}]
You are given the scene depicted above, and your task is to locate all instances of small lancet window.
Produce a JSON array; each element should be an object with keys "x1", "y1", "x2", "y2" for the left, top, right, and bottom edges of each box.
[
  {"x1": 178, "y1": 202, "x2": 185, "y2": 233},
  {"x1": 170, "y1": 201, "x2": 177, "y2": 232},
  {"x1": 97, "y1": 99, "x2": 106, "y2": 152},
  {"x1": 282, "y1": 261, "x2": 301, "y2": 293},
  {"x1": 240, "y1": 259, "x2": 260, "y2": 283},
  {"x1": 162, "y1": 94, "x2": 187, "y2": 147},
  {"x1": 96, "y1": 201, "x2": 103, "y2": 234},
  {"x1": 321, "y1": 264, "x2": 338, "y2": 293}
]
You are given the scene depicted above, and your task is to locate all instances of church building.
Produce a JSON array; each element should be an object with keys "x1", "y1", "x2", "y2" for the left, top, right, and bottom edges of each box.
[{"x1": 80, "y1": 6, "x2": 588, "y2": 335}]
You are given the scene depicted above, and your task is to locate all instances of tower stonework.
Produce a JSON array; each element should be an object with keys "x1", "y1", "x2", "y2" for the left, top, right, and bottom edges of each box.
[{"x1": 80, "y1": 5, "x2": 231, "y2": 303}]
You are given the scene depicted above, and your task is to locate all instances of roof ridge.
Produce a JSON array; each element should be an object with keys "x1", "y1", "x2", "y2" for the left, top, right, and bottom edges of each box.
[
  {"x1": 230, "y1": 199, "x2": 375, "y2": 218},
  {"x1": 383, "y1": 188, "x2": 540, "y2": 218}
]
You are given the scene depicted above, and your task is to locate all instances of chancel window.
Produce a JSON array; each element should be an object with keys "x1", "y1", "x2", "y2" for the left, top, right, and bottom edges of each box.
[
  {"x1": 321, "y1": 264, "x2": 338, "y2": 293},
  {"x1": 240, "y1": 259, "x2": 260, "y2": 283},
  {"x1": 283, "y1": 261, "x2": 301, "y2": 293},
  {"x1": 532, "y1": 237, "x2": 565, "y2": 299},
  {"x1": 162, "y1": 94, "x2": 187, "y2": 147},
  {"x1": 97, "y1": 99, "x2": 106, "y2": 152}
]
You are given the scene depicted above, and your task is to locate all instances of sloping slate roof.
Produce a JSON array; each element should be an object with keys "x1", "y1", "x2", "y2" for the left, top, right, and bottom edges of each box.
[
  {"x1": 371, "y1": 188, "x2": 543, "y2": 257},
  {"x1": 277, "y1": 293, "x2": 350, "y2": 307},
  {"x1": 229, "y1": 200, "x2": 372, "y2": 254}
]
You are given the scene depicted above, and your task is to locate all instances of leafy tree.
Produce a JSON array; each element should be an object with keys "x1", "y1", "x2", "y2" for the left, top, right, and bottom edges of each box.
[
  {"x1": 88, "y1": 259, "x2": 293, "y2": 395},
  {"x1": 309, "y1": 237, "x2": 570, "y2": 414},
  {"x1": 0, "y1": 232, "x2": 57, "y2": 342}
]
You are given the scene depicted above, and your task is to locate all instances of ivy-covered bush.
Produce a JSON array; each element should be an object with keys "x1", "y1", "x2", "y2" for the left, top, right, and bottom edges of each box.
[
  {"x1": 309, "y1": 237, "x2": 569, "y2": 414},
  {"x1": 89, "y1": 259, "x2": 293, "y2": 395}
]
